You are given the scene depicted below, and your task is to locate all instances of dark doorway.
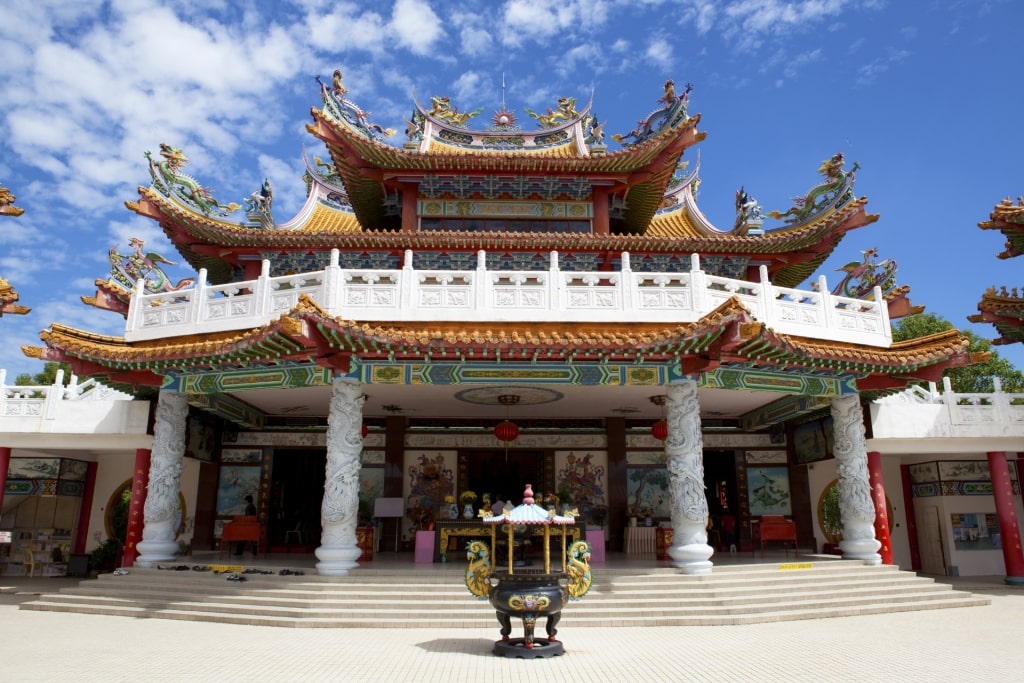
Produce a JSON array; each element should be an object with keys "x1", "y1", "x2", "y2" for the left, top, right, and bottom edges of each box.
[
  {"x1": 704, "y1": 449, "x2": 740, "y2": 551},
  {"x1": 459, "y1": 450, "x2": 550, "y2": 505},
  {"x1": 269, "y1": 448, "x2": 325, "y2": 546}
]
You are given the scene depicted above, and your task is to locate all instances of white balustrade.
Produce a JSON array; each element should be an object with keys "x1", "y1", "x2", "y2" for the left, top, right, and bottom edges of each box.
[
  {"x1": 0, "y1": 369, "x2": 133, "y2": 421},
  {"x1": 122, "y1": 250, "x2": 894, "y2": 347}
]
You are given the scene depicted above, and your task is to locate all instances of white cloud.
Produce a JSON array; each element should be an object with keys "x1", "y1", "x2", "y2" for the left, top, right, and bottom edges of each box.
[
  {"x1": 390, "y1": 0, "x2": 446, "y2": 55},
  {"x1": 460, "y1": 26, "x2": 493, "y2": 57},
  {"x1": 452, "y1": 71, "x2": 486, "y2": 105},
  {"x1": 646, "y1": 38, "x2": 674, "y2": 70},
  {"x1": 499, "y1": 0, "x2": 612, "y2": 48}
]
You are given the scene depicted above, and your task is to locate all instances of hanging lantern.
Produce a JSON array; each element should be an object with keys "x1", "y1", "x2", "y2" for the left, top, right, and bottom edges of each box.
[
  {"x1": 361, "y1": 422, "x2": 369, "y2": 439},
  {"x1": 649, "y1": 395, "x2": 668, "y2": 443},
  {"x1": 495, "y1": 394, "x2": 521, "y2": 460},
  {"x1": 494, "y1": 419, "x2": 520, "y2": 443}
]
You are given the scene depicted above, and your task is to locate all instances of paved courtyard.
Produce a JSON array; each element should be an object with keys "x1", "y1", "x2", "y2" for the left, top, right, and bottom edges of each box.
[{"x1": 2, "y1": 576, "x2": 1021, "y2": 682}]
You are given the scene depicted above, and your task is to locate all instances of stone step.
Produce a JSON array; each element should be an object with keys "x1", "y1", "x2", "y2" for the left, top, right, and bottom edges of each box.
[
  {"x1": 21, "y1": 592, "x2": 988, "y2": 628},
  {"x1": 20, "y1": 562, "x2": 990, "y2": 628},
  {"x1": 59, "y1": 574, "x2": 954, "y2": 609}
]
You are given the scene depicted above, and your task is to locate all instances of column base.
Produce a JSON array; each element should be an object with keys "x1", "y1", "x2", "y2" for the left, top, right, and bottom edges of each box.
[
  {"x1": 1004, "y1": 575, "x2": 1024, "y2": 586},
  {"x1": 135, "y1": 539, "x2": 178, "y2": 567},
  {"x1": 315, "y1": 544, "x2": 362, "y2": 576},
  {"x1": 840, "y1": 538, "x2": 882, "y2": 566},
  {"x1": 668, "y1": 543, "x2": 714, "y2": 575}
]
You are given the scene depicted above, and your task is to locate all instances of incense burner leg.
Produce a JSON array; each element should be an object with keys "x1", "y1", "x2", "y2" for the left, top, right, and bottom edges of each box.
[{"x1": 496, "y1": 610, "x2": 512, "y2": 640}]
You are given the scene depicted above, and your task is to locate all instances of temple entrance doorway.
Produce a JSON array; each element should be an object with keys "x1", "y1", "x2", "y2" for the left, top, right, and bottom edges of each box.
[
  {"x1": 458, "y1": 450, "x2": 553, "y2": 507},
  {"x1": 268, "y1": 448, "x2": 325, "y2": 548},
  {"x1": 703, "y1": 449, "x2": 740, "y2": 551}
]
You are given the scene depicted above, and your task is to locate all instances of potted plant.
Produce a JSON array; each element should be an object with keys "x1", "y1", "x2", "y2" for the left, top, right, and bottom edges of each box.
[
  {"x1": 820, "y1": 482, "x2": 843, "y2": 554},
  {"x1": 88, "y1": 538, "x2": 122, "y2": 576}
]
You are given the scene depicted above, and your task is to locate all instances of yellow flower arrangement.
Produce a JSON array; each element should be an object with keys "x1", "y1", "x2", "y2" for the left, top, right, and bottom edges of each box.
[
  {"x1": 444, "y1": 495, "x2": 455, "y2": 504},
  {"x1": 459, "y1": 490, "x2": 478, "y2": 505}
]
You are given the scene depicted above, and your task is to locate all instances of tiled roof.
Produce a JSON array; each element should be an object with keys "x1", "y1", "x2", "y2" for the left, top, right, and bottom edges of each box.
[{"x1": 29, "y1": 296, "x2": 975, "y2": 387}]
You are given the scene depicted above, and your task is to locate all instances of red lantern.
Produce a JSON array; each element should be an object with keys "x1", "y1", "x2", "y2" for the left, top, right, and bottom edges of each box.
[
  {"x1": 361, "y1": 422, "x2": 369, "y2": 439},
  {"x1": 494, "y1": 419, "x2": 519, "y2": 443},
  {"x1": 651, "y1": 419, "x2": 668, "y2": 441}
]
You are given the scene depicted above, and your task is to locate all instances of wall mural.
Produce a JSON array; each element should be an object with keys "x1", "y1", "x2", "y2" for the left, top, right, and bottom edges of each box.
[
  {"x1": 215, "y1": 465, "x2": 261, "y2": 516},
  {"x1": 555, "y1": 451, "x2": 607, "y2": 524},
  {"x1": 793, "y1": 417, "x2": 833, "y2": 464},
  {"x1": 405, "y1": 452, "x2": 455, "y2": 533},
  {"x1": 626, "y1": 466, "x2": 670, "y2": 518}
]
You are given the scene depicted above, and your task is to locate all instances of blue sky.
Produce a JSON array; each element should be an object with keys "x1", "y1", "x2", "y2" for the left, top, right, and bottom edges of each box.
[{"x1": 1, "y1": 0, "x2": 1023, "y2": 379}]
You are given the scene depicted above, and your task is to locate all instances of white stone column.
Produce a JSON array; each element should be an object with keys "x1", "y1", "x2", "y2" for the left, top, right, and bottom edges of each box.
[
  {"x1": 830, "y1": 394, "x2": 882, "y2": 565},
  {"x1": 665, "y1": 379, "x2": 714, "y2": 574},
  {"x1": 136, "y1": 391, "x2": 187, "y2": 567},
  {"x1": 315, "y1": 376, "x2": 365, "y2": 576}
]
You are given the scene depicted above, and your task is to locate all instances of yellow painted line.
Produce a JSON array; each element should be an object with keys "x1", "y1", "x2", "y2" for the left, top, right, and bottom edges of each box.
[{"x1": 778, "y1": 562, "x2": 814, "y2": 570}]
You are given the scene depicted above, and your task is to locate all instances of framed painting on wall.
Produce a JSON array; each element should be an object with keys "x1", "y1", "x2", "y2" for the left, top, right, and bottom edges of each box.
[{"x1": 747, "y1": 467, "x2": 792, "y2": 516}]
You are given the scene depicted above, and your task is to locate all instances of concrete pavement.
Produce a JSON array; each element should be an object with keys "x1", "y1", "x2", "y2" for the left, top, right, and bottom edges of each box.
[{"x1": 2, "y1": 575, "x2": 1022, "y2": 682}]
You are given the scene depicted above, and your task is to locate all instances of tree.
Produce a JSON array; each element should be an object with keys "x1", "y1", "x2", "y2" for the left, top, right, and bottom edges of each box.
[
  {"x1": 891, "y1": 313, "x2": 1024, "y2": 393},
  {"x1": 14, "y1": 361, "x2": 72, "y2": 387}
]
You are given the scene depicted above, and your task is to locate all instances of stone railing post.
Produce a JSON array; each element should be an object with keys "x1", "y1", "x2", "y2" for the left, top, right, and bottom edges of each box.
[{"x1": 689, "y1": 253, "x2": 708, "y2": 313}]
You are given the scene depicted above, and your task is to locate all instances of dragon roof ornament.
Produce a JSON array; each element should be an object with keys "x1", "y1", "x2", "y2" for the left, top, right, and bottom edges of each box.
[
  {"x1": 766, "y1": 153, "x2": 860, "y2": 226},
  {"x1": 316, "y1": 69, "x2": 396, "y2": 142},
  {"x1": 611, "y1": 80, "x2": 693, "y2": 147},
  {"x1": 145, "y1": 144, "x2": 241, "y2": 217}
]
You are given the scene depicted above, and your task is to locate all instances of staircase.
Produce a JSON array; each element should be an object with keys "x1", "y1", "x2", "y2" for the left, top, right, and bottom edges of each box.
[{"x1": 19, "y1": 558, "x2": 989, "y2": 628}]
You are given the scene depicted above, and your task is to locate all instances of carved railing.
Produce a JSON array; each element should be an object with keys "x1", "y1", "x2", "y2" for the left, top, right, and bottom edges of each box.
[
  {"x1": 876, "y1": 377, "x2": 1024, "y2": 428},
  {"x1": 0, "y1": 369, "x2": 133, "y2": 420},
  {"x1": 124, "y1": 250, "x2": 893, "y2": 346}
]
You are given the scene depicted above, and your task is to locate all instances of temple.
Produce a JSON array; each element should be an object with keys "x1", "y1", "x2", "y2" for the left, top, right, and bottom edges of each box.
[{"x1": 6, "y1": 73, "x2": 1001, "y2": 581}]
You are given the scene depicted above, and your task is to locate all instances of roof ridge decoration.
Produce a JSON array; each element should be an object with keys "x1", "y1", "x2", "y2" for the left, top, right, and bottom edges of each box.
[
  {"x1": 766, "y1": 153, "x2": 859, "y2": 226},
  {"x1": 406, "y1": 91, "x2": 597, "y2": 154},
  {"x1": 733, "y1": 186, "x2": 765, "y2": 236},
  {"x1": 145, "y1": 143, "x2": 241, "y2": 217},
  {"x1": 0, "y1": 182, "x2": 25, "y2": 217},
  {"x1": 315, "y1": 69, "x2": 397, "y2": 142},
  {"x1": 611, "y1": 80, "x2": 692, "y2": 147}
]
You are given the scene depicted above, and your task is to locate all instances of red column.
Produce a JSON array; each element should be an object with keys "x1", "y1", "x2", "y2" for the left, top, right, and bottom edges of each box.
[
  {"x1": 121, "y1": 449, "x2": 151, "y2": 568},
  {"x1": 592, "y1": 187, "x2": 609, "y2": 235},
  {"x1": 0, "y1": 447, "x2": 10, "y2": 513},
  {"x1": 74, "y1": 462, "x2": 98, "y2": 554},
  {"x1": 986, "y1": 451, "x2": 1024, "y2": 584},
  {"x1": 401, "y1": 182, "x2": 418, "y2": 232},
  {"x1": 867, "y1": 451, "x2": 893, "y2": 564}
]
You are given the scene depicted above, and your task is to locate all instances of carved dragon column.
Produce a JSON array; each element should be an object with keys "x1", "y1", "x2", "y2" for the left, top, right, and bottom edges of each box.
[
  {"x1": 315, "y1": 376, "x2": 365, "y2": 576},
  {"x1": 136, "y1": 391, "x2": 187, "y2": 567},
  {"x1": 665, "y1": 379, "x2": 714, "y2": 574},
  {"x1": 830, "y1": 394, "x2": 882, "y2": 565}
]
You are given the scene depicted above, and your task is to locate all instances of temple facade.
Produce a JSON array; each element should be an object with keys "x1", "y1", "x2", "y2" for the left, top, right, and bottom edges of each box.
[{"x1": 10, "y1": 73, "x2": 1003, "y2": 578}]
